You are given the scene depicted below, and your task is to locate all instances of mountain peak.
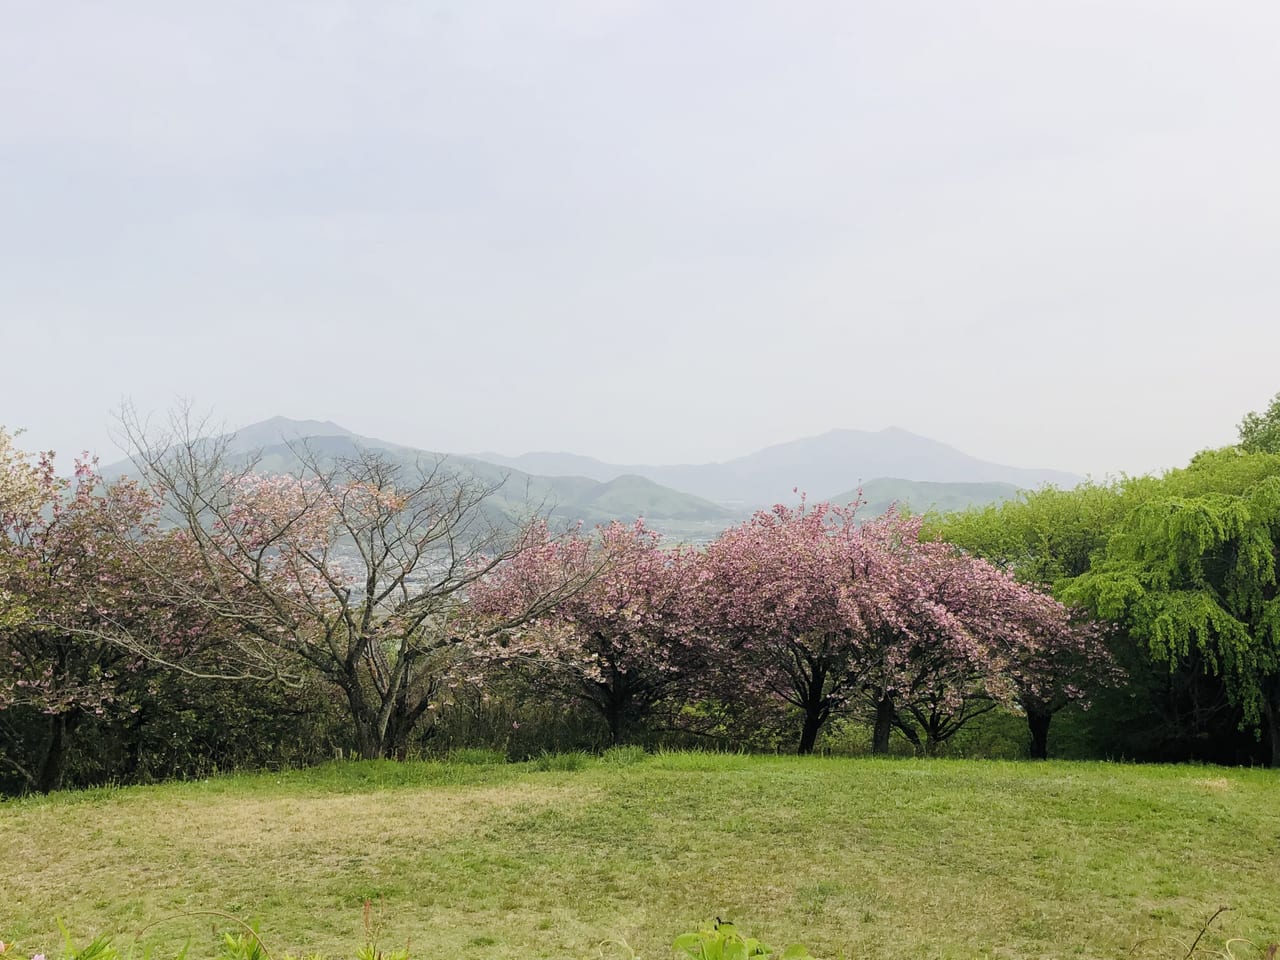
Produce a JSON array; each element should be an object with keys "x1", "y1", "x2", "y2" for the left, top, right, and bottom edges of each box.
[
  {"x1": 238, "y1": 416, "x2": 356, "y2": 437},
  {"x1": 223, "y1": 417, "x2": 361, "y2": 456}
]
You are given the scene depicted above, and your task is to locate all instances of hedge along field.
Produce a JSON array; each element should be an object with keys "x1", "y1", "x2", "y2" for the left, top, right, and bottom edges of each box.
[{"x1": 2, "y1": 754, "x2": 1278, "y2": 960}]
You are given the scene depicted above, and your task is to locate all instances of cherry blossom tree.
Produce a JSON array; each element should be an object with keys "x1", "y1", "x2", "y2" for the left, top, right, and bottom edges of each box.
[
  {"x1": 123, "y1": 414, "x2": 585, "y2": 760},
  {"x1": 856, "y1": 511, "x2": 1113, "y2": 757},
  {"x1": 973, "y1": 576, "x2": 1114, "y2": 760},
  {"x1": 0, "y1": 428, "x2": 43, "y2": 527},
  {"x1": 700, "y1": 501, "x2": 1109, "y2": 756},
  {"x1": 0, "y1": 452, "x2": 215, "y2": 792},
  {"x1": 699, "y1": 501, "x2": 908, "y2": 754},
  {"x1": 469, "y1": 520, "x2": 705, "y2": 744}
]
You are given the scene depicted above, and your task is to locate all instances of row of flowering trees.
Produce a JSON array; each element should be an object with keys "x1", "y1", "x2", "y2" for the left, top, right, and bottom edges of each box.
[
  {"x1": 472, "y1": 504, "x2": 1115, "y2": 757},
  {"x1": 1, "y1": 421, "x2": 1116, "y2": 791}
]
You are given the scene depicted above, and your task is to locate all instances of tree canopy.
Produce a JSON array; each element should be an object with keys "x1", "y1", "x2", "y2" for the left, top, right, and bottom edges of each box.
[
  {"x1": 1238, "y1": 390, "x2": 1280, "y2": 455},
  {"x1": 935, "y1": 440, "x2": 1280, "y2": 765},
  {"x1": 1062, "y1": 448, "x2": 1280, "y2": 763}
]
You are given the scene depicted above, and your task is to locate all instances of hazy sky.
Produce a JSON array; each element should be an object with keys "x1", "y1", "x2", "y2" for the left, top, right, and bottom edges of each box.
[{"x1": 2, "y1": 1, "x2": 1278, "y2": 478}]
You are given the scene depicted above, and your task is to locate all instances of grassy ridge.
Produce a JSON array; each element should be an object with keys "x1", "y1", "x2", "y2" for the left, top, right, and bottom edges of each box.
[{"x1": 2, "y1": 755, "x2": 1277, "y2": 959}]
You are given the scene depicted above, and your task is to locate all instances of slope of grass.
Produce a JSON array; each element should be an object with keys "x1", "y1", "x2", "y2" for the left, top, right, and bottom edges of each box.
[{"x1": 2, "y1": 755, "x2": 1277, "y2": 960}]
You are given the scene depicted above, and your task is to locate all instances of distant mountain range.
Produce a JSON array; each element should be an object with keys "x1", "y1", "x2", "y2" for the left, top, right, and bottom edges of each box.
[
  {"x1": 100, "y1": 417, "x2": 736, "y2": 536},
  {"x1": 101, "y1": 418, "x2": 1077, "y2": 538},
  {"x1": 476, "y1": 426, "x2": 1079, "y2": 506}
]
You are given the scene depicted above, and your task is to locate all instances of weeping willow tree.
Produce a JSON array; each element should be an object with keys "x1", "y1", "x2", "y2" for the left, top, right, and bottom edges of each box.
[{"x1": 1064, "y1": 448, "x2": 1280, "y2": 765}]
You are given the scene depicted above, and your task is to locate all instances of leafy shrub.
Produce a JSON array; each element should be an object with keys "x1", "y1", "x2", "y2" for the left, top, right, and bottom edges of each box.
[
  {"x1": 673, "y1": 920, "x2": 813, "y2": 960},
  {"x1": 0, "y1": 672, "x2": 348, "y2": 797},
  {"x1": 423, "y1": 686, "x2": 614, "y2": 760}
]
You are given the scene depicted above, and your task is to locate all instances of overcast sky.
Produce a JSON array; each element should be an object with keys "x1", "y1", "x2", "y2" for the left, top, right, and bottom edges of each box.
[{"x1": 2, "y1": 1, "x2": 1277, "y2": 478}]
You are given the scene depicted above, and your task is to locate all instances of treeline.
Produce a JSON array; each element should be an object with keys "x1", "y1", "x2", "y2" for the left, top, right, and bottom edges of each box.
[
  {"x1": 931, "y1": 409, "x2": 1280, "y2": 767},
  {"x1": 2, "y1": 394, "x2": 1279, "y2": 793}
]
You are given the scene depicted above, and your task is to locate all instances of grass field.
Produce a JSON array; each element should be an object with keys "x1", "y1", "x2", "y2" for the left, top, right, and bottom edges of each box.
[{"x1": 2, "y1": 753, "x2": 1277, "y2": 960}]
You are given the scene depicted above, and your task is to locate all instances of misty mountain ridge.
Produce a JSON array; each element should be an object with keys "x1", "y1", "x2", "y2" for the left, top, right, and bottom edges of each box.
[
  {"x1": 100, "y1": 418, "x2": 1072, "y2": 536},
  {"x1": 98, "y1": 419, "x2": 735, "y2": 535},
  {"x1": 476, "y1": 425, "x2": 1079, "y2": 507}
]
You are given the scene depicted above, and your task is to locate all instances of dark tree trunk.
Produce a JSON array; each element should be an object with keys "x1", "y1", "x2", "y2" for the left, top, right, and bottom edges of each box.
[
  {"x1": 384, "y1": 683, "x2": 439, "y2": 761},
  {"x1": 1027, "y1": 709, "x2": 1052, "y2": 761},
  {"x1": 792, "y1": 660, "x2": 828, "y2": 755},
  {"x1": 385, "y1": 718, "x2": 411, "y2": 761},
  {"x1": 341, "y1": 681, "x2": 386, "y2": 759},
  {"x1": 384, "y1": 677, "x2": 415, "y2": 760},
  {"x1": 797, "y1": 708, "x2": 823, "y2": 755},
  {"x1": 599, "y1": 672, "x2": 644, "y2": 745},
  {"x1": 605, "y1": 701, "x2": 624, "y2": 745},
  {"x1": 602, "y1": 683, "x2": 638, "y2": 745},
  {"x1": 37, "y1": 712, "x2": 76, "y2": 794},
  {"x1": 872, "y1": 694, "x2": 895, "y2": 755},
  {"x1": 896, "y1": 718, "x2": 924, "y2": 756},
  {"x1": 1264, "y1": 698, "x2": 1280, "y2": 769},
  {"x1": 121, "y1": 706, "x2": 153, "y2": 780},
  {"x1": 340, "y1": 671, "x2": 422, "y2": 761},
  {"x1": 356, "y1": 724, "x2": 383, "y2": 760}
]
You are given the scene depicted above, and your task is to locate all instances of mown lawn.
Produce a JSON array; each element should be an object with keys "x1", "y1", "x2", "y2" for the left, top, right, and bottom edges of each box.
[{"x1": 2, "y1": 753, "x2": 1277, "y2": 959}]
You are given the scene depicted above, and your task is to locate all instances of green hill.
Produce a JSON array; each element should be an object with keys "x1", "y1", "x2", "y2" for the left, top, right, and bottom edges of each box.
[
  {"x1": 578, "y1": 474, "x2": 733, "y2": 522},
  {"x1": 826, "y1": 477, "x2": 1020, "y2": 517}
]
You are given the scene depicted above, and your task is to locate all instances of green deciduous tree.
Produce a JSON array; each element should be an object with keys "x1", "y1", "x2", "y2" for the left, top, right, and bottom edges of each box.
[
  {"x1": 926, "y1": 481, "x2": 1129, "y2": 590},
  {"x1": 1063, "y1": 448, "x2": 1280, "y2": 765},
  {"x1": 1238, "y1": 390, "x2": 1280, "y2": 455}
]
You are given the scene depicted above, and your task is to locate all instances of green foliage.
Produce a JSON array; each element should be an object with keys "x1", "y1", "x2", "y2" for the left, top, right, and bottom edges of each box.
[
  {"x1": 928, "y1": 479, "x2": 1130, "y2": 590},
  {"x1": 931, "y1": 446, "x2": 1280, "y2": 764},
  {"x1": 1238, "y1": 391, "x2": 1280, "y2": 455},
  {"x1": 0, "y1": 670, "x2": 347, "y2": 796},
  {"x1": 421, "y1": 685, "x2": 617, "y2": 760},
  {"x1": 1064, "y1": 452, "x2": 1280, "y2": 736},
  {"x1": 673, "y1": 920, "x2": 813, "y2": 960},
  {"x1": 56, "y1": 923, "x2": 120, "y2": 960},
  {"x1": 218, "y1": 931, "x2": 267, "y2": 960}
]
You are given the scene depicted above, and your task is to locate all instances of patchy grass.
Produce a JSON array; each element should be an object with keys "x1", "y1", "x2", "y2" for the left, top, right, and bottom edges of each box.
[{"x1": 2, "y1": 755, "x2": 1277, "y2": 959}]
